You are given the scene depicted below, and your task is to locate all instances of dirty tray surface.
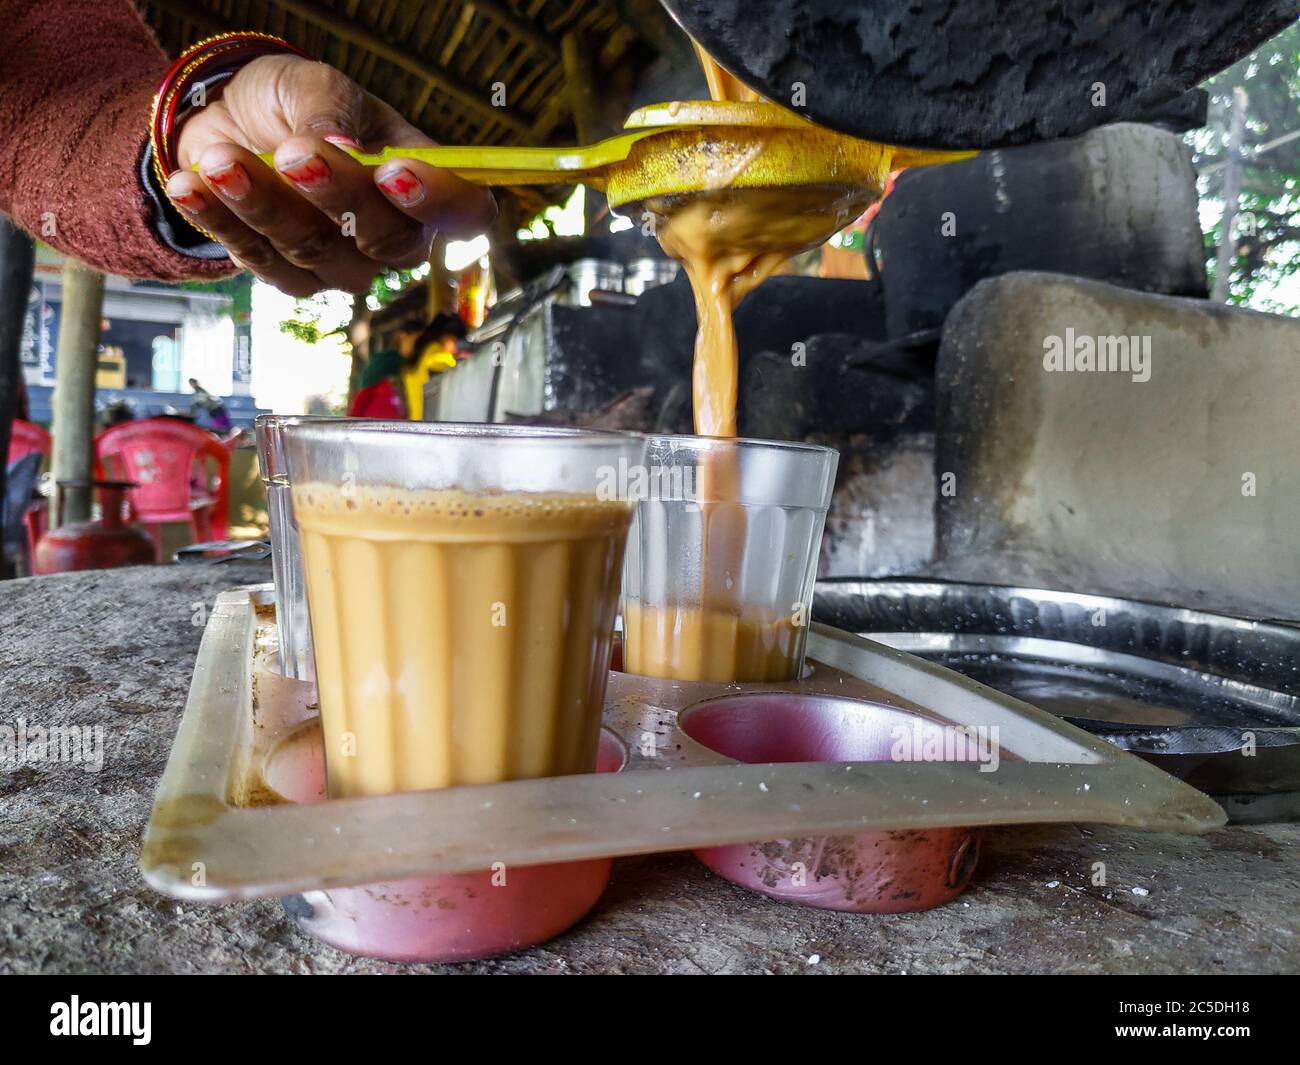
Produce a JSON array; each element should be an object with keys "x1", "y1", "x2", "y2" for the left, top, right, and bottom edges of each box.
[
  {"x1": 141, "y1": 585, "x2": 1224, "y2": 901},
  {"x1": 815, "y1": 578, "x2": 1300, "y2": 793}
]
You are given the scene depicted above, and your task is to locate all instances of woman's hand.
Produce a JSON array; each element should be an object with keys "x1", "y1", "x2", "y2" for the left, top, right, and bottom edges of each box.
[{"x1": 166, "y1": 54, "x2": 496, "y2": 296}]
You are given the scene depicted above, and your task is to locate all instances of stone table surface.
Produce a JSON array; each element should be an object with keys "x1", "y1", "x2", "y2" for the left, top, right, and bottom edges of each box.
[{"x1": 1, "y1": 563, "x2": 1297, "y2": 975}]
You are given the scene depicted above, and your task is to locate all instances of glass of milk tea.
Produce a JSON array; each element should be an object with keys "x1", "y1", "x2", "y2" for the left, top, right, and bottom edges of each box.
[
  {"x1": 283, "y1": 421, "x2": 646, "y2": 798},
  {"x1": 621, "y1": 435, "x2": 838, "y2": 683}
]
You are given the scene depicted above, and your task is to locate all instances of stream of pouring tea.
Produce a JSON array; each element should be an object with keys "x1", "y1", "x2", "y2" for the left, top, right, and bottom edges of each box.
[
  {"x1": 653, "y1": 46, "x2": 870, "y2": 438},
  {"x1": 622, "y1": 47, "x2": 867, "y2": 682}
]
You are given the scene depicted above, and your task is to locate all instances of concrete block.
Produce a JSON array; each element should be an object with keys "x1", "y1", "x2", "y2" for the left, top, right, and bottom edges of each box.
[
  {"x1": 934, "y1": 272, "x2": 1300, "y2": 619},
  {"x1": 875, "y1": 123, "x2": 1208, "y2": 340}
]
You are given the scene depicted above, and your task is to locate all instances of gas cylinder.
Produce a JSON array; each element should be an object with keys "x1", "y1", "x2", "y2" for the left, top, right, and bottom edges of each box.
[{"x1": 33, "y1": 480, "x2": 156, "y2": 574}]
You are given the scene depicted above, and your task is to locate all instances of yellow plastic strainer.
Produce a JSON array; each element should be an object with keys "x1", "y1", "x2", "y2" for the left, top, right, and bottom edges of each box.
[{"x1": 256, "y1": 100, "x2": 974, "y2": 207}]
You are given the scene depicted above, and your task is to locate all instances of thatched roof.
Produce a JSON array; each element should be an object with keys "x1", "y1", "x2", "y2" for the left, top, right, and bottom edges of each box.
[{"x1": 140, "y1": 1, "x2": 678, "y2": 148}]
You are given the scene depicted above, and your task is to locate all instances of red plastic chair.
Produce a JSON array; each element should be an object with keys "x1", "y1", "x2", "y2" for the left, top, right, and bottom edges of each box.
[
  {"x1": 94, "y1": 418, "x2": 230, "y2": 557},
  {"x1": 6, "y1": 419, "x2": 50, "y2": 555}
]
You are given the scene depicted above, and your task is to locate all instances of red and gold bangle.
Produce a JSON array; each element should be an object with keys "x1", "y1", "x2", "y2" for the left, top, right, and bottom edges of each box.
[{"x1": 149, "y1": 31, "x2": 313, "y2": 190}]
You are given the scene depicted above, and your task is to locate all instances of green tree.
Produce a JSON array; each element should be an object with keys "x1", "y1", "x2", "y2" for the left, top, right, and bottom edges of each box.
[{"x1": 1189, "y1": 21, "x2": 1300, "y2": 312}]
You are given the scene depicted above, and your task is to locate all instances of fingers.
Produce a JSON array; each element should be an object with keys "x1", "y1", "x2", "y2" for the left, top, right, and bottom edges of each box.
[
  {"x1": 283, "y1": 77, "x2": 493, "y2": 237},
  {"x1": 373, "y1": 158, "x2": 497, "y2": 239},
  {"x1": 191, "y1": 143, "x2": 379, "y2": 294},
  {"x1": 272, "y1": 136, "x2": 434, "y2": 269},
  {"x1": 164, "y1": 169, "x2": 324, "y2": 297},
  {"x1": 164, "y1": 136, "x2": 496, "y2": 299}
]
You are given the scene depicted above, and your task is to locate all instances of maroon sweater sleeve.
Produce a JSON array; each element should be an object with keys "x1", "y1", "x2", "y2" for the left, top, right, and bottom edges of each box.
[{"x1": 0, "y1": 0, "x2": 234, "y2": 281}]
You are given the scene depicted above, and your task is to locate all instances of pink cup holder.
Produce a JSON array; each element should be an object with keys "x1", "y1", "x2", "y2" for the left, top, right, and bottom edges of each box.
[
  {"x1": 679, "y1": 693, "x2": 983, "y2": 913},
  {"x1": 266, "y1": 728, "x2": 626, "y2": 963}
]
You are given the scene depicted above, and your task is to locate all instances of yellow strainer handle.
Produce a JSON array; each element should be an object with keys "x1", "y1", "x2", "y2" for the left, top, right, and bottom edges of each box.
[{"x1": 251, "y1": 129, "x2": 664, "y2": 187}]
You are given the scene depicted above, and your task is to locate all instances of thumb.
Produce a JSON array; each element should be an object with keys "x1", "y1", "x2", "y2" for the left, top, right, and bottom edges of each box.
[{"x1": 282, "y1": 62, "x2": 370, "y2": 147}]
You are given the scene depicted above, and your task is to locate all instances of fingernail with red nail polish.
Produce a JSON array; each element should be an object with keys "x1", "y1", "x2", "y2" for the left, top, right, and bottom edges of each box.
[
  {"x1": 168, "y1": 188, "x2": 205, "y2": 211},
  {"x1": 279, "y1": 154, "x2": 331, "y2": 188},
  {"x1": 203, "y1": 162, "x2": 251, "y2": 200},
  {"x1": 165, "y1": 175, "x2": 205, "y2": 211},
  {"x1": 377, "y1": 167, "x2": 425, "y2": 208},
  {"x1": 324, "y1": 135, "x2": 364, "y2": 150}
]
